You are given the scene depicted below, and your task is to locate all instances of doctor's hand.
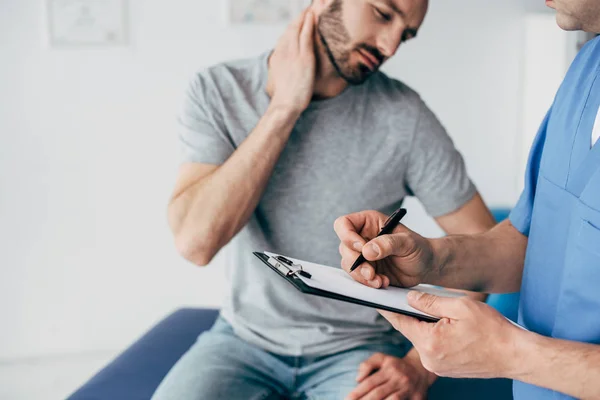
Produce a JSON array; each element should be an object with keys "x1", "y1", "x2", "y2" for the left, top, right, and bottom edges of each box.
[
  {"x1": 334, "y1": 210, "x2": 436, "y2": 289},
  {"x1": 346, "y1": 351, "x2": 435, "y2": 400},
  {"x1": 266, "y1": 9, "x2": 316, "y2": 115},
  {"x1": 379, "y1": 292, "x2": 525, "y2": 379}
]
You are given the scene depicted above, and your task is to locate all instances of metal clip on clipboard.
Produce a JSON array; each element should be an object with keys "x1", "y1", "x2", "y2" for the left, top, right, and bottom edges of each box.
[{"x1": 266, "y1": 255, "x2": 312, "y2": 279}]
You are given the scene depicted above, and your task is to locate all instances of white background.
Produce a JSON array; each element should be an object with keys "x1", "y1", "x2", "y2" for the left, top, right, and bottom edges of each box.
[{"x1": 0, "y1": 0, "x2": 573, "y2": 365}]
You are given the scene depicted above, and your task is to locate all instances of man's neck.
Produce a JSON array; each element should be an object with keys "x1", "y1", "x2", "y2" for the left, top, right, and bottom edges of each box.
[{"x1": 311, "y1": 30, "x2": 349, "y2": 100}]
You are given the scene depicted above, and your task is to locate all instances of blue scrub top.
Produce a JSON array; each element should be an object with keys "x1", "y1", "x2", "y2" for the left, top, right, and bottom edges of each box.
[{"x1": 510, "y1": 36, "x2": 600, "y2": 399}]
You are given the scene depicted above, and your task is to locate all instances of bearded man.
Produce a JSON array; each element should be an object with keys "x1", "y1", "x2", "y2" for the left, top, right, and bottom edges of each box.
[{"x1": 154, "y1": 1, "x2": 497, "y2": 399}]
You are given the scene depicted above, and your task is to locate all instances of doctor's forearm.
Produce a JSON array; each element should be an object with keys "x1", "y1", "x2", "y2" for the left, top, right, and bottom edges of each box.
[
  {"x1": 508, "y1": 331, "x2": 600, "y2": 399},
  {"x1": 429, "y1": 220, "x2": 528, "y2": 293}
]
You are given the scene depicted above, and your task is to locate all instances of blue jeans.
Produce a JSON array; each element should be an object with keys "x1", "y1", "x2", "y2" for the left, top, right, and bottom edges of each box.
[{"x1": 152, "y1": 317, "x2": 410, "y2": 400}]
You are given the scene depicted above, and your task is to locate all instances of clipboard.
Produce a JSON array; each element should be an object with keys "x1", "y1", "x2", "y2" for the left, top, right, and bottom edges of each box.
[{"x1": 253, "y1": 251, "x2": 465, "y2": 323}]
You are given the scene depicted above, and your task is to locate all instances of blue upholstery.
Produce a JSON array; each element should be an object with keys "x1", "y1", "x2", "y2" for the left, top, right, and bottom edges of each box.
[
  {"x1": 68, "y1": 308, "x2": 512, "y2": 399},
  {"x1": 67, "y1": 308, "x2": 219, "y2": 400},
  {"x1": 490, "y1": 208, "x2": 511, "y2": 224}
]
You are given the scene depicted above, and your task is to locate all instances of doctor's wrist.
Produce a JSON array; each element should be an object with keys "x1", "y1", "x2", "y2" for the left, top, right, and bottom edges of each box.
[
  {"x1": 430, "y1": 237, "x2": 452, "y2": 284},
  {"x1": 498, "y1": 325, "x2": 538, "y2": 381},
  {"x1": 404, "y1": 347, "x2": 438, "y2": 386}
]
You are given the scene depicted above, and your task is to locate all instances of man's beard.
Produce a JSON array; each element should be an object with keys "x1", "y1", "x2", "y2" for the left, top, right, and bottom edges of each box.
[{"x1": 317, "y1": 0, "x2": 384, "y2": 85}]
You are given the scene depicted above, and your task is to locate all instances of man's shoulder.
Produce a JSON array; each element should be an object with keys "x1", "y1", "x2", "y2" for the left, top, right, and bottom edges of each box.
[
  {"x1": 367, "y1": 72, "x2": 421, "y2": 104},
  {"x1": 360, "y1": 72, "x2": 430, "y2": 125},
  {"x1": 189, "y1": 53, "x2": 267, "y2": 97}
]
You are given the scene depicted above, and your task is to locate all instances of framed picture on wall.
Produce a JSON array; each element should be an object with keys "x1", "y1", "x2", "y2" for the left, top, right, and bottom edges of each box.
[
  {"x1": 46, "y1": 0, "x2": 128, "y2": 46},
  {"x1": 228, "y1": 0, "x2": 309, "y2": 24}
]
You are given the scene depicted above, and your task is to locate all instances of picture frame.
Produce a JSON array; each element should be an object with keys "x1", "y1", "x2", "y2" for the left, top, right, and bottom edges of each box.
[
  {"x1": 46, "y1": 0, "x2": 128, "y2": 47},
  {"x1": 227, "y1": 0, "x2": 309, "y2": 25}
]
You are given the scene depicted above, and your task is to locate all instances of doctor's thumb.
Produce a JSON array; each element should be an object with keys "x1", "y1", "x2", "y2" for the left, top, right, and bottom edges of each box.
[
  {"x1": 407, "y1": 291, "x2": 454, "y2": 318},
  {"x1": 363, "y1": 233, "x2": 409, "y2": 261}
]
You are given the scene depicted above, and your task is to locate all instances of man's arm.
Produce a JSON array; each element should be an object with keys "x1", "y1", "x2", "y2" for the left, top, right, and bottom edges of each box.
[
  {"x1": 512, "y1": 332, "x2": 600, "y2": 399},
  {"x1": 430, "y1": 219, "x2": 527, "y2": 293},
  {"x1": 169, "y1": 108, "x2": 300, "y2": 265},
  {"x1": 168, "y1": 11, "x2": 316, "y2": 266},
  {"x1": 434, "y1": 193, "x2": 496, "y2": 236},
  {"x1": 434, "y1": 192, "x2": 497, "y2": 302}
]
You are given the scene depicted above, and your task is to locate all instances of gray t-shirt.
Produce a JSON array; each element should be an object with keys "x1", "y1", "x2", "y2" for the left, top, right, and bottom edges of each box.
[{"x1": 178, "y1": 53, "x2": 476, "y2": 356}]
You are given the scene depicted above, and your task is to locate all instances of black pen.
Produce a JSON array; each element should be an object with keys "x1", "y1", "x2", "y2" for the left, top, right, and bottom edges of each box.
[{"x1": 349, "y1": 207, "x2": 407, "y2": 272}]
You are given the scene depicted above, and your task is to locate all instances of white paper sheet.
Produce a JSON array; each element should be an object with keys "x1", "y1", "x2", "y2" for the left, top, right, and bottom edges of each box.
[{"x1": 265, "y1": 252, "x2": 464, "y2": 319}]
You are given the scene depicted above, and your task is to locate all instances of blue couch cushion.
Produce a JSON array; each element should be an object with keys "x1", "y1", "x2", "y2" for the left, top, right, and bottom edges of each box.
[
  {"x1": 68, "y1": 308, "x2": 512, "y2": 399},
  {"x1": 68, "y1": 308, "x2": 219, "y2": 400}
]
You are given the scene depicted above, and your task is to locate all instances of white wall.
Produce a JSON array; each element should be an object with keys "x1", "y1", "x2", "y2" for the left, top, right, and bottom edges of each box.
[
  {"x1": 518, "y1": 15, "x2": 576, "y2": 193},
  {"x1": 0, "y1": 0, "x2": 568, "y2": 360}
]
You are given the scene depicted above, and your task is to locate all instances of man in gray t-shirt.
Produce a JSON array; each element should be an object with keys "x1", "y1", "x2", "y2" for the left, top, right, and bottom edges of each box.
[{"x1": 154, "y1": 1, "x2": 496, "y2": 399}]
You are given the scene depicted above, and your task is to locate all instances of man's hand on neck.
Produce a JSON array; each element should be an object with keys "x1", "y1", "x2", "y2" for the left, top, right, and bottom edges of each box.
[
  {"x1": 267, "y1": 7, "x2": 348, "y2": 110},
  {"x1": 266, "y1": 9, "x2": 318, "y2": 117}
]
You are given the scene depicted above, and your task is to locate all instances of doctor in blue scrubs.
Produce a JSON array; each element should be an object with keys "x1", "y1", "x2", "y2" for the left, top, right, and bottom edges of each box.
[{"x1": 335, "y1": 0, "x2": 600, "y2": 398}]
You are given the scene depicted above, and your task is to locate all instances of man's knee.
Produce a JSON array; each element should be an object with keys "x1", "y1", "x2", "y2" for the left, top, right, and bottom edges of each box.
[{"x1": 152, "y1": 327, "x2": 287, "y2": 400}]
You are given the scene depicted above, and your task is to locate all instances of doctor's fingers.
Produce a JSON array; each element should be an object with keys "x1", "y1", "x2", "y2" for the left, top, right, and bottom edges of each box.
[
  {"x1": 334, "y1": 214, "x2": 369, "y2": 249},
  {"x1": 378, "y1": 310, "x2": 433, "y2": 345},
  {"x1": 339, "y1": 243, "x2": 389, "y2": 288},
  {"x1": 362, "y1": 231, "x2": 419, "y2": 262}
]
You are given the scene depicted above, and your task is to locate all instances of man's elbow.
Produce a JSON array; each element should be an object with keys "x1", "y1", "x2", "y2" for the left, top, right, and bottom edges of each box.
[{"x1": 174, "y1": 234, "x2": 218, "y2": 267}]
